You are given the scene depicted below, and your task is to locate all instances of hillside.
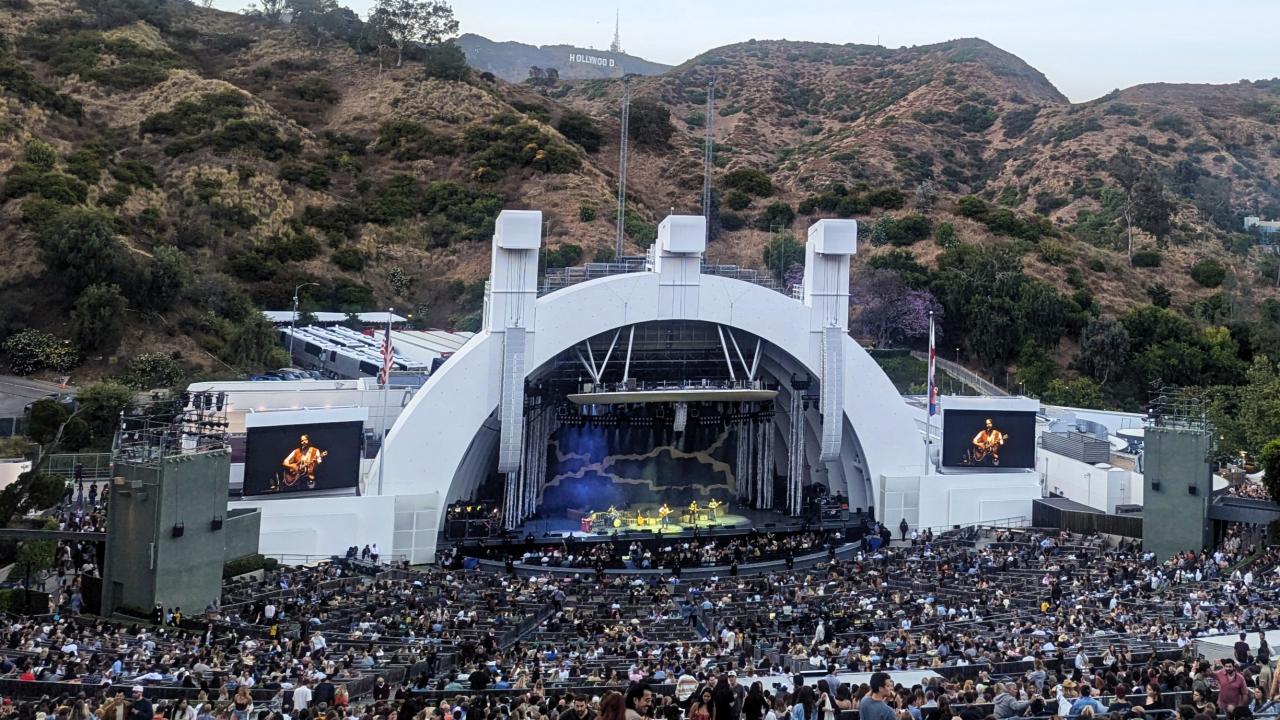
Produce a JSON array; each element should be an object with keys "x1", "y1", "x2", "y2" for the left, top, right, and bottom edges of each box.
[
  {"x1": 3, "y1": 0, "x2": 1280, "y2": 418},
  {"x1": 454, "y1": 33, "x2": 671, "y2": 82}
]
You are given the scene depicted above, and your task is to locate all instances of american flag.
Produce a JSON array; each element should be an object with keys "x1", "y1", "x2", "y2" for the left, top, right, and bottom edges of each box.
[
  {"x1": 378, "y1": 322, "x2": 394, "y2": 385},
  {"x1": 927, "y1": 313, "x2": 939, "y2": 417}
]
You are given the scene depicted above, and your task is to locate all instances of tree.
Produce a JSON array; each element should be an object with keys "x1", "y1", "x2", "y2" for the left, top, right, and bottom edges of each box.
[
  {"x1": 146, "y1": 245, "x2": 191, "y2": 307},
  {"x1": 372, "y1": 0, "x2": 458, "y2": 68},
  {"x1": 1190, "y1": 258, "x2": 1227, "y2": 288},
  {"x1": 247, "y1": 0, "x2": 286, "y2": 22},
  {"x1": 422, "y1": 42, "x2": 468, "y2": 80},
  {"x1": 26, "y1": 399, "x2": 70, "y2": 446},
  {"x1": 1146, "y1": 283, "x2": 1171, "y2": 308},
  {"x1": 1077, "y1": 314, "x2": 1130, "y2": 385},
  {"x1": 856, "y1": 269, "x2": 942, "y2": 348},
  {"x1": 762, "y1": 233, "x2": 803, "y2": 280},
  {"x1": 71, "y1": 284, "x2": 127, "y2": 354},
  {"x1": 1262, "y1": 438, "x2": 1280, "y2": 503},
  {"x1": 755, "y1": 202, "x2": 795, "y2": 233},
  {"x1": 1041, "y1": 377, "x2": 1103, "y2": 408},
  {"x1": 627, "y1": 97, "x2": 674, "y2": 148},
  {"x1": 35, "y1": 208, "x2": 123, "y2": 294},
  {"x1": 230, "y1": 315, "x2": 290, "y2": 370},
  {"x1": 1240, "y1": 357, "x2": 1280, "y2": 453},
  {"x1": 76, "y1": 381, "x2": 134, "y2": 450},
  {"x1": 528, "y1": 66, "x2": 545, "y2": 82},
  {"x1": 25, "y1": 475, "x2": 66, "y2": 511},
  {"x1": 124, "y1": 352, "x2": 184, "y2": 389},
  {"x1": 286, "y1": 0, "x2": 339, "y2": 45},
  {"x1": 1132, "y1": 174, "x2": 1174, "y2": 240}
]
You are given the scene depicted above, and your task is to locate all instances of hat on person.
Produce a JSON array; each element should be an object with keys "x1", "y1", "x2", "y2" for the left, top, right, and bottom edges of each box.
[
  {"x1": 728, "y1": 671, "x2": 737, "y2": 677},
  {"x1": 132, "y1": 686, "x2": 144, "y2": 694}
]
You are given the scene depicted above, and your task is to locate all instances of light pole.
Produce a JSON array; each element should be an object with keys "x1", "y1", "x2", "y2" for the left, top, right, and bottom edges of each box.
[{"x1": 289, "y1": 282, "x2": 320, "y2": 362}]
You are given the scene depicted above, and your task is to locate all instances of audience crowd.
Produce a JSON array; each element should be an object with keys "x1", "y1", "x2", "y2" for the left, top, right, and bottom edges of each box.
[{"x1": 0, "y1": 522, "x2": 1276, "y2": 720}]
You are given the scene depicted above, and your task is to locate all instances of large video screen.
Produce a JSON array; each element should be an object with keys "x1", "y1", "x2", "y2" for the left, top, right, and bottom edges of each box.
[
  {"x1": 941, "y1": 410, "x2": 1035, "y2": 469},
  {"x1": 243, "y1": 421, "x2": 363, "y2": 495}
]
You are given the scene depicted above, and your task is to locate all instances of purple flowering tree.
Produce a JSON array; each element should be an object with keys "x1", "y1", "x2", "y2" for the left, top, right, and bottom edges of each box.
[{"x1": 855, "y1": 269, "x2": 943, "y2": 347}]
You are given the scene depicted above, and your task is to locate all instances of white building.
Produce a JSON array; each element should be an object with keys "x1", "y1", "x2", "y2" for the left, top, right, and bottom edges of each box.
[{"x1": 228, "y1": 211, "x2": 1041, "y2": 564}]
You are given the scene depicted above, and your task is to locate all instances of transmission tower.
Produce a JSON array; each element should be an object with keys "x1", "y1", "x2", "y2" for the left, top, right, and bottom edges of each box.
[
  {"x1": 614, "y1": 77, "x2": 631, "y2": 260},
  {"x1": 702, "y1": 74, "x2": 716, "y2": 240},
  {"x1": 609, "y1": 9, "x2": 622, "y2": 54}
]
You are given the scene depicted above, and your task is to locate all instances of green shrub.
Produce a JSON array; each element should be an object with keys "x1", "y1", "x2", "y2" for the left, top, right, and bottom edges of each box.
[
  {"x1": 1002, "y1": 107, "x2": 1039, "y2": 138},
  {"x1": 950, "y1": 103, "x2": 998, "y2": 132},
  {"x1": 278, "y1": 162, "x2": 331, "y2": 190},
  {"x1": 544, "y1": 243, "x2": 583, "y2": 268},
  {"x1": 722, "y1": 168, "x2": 773, "y2": 196},
  {"x1": 556, "y1": 110, "x2": 602, "y2": 152},
  {"x1": 720, "y1": 212, "x2": 746, "y2": 231},
  {"x1": 374, "y1": 119, "x2": 457, "y2": 160},
  {"x1": 288, "y1": 76, "x2": 339, "y2": 103},
  {"x1": 1130, "y1": 249, "x2": 1161, "y2": 267},
  {"x1": 956, "y1": 195, "x2": 988, "y2": 218},
  {"x1": 578, "y1": 203, "x2": 596, "y2": 222},
  {"x1": 0, "y1": 54, "x2": 84, "y2": 118},
  {"x1": 627, "y1": 97, "x2": 673, "y2": 148},
  {"x1": 934, "y1": 222, "x2": 957, "y2": 248},
  {"x1": 65, "y1": 149, "x2": 103, "y2": 183},
  {"x1": 124, "y1": 352, "x2": 184, "y2": 389},
  {"x1": 2, "y1": 164, "x2": 88, "y2": 204},
  {"x1": 24, "y1": 139, "x2": 56, "y2": 170},
  {"x1": 725, "y1": 190, "x2": 751, "y2": 211},
  {"x1": 866, "y1": 187, "x2": 905, "y2": 209},
  {"x1": 1190, "y1": 258, "x2": 1226, "y2": 287},
  {"x1": 1087, "y1": 258, "x2": 1107, "y2": 273},
  {"x1": 331, "y1": 246, "x2": 366, "y2": 271},
  {"x1": 2, "y1": 329, "x2": 80, "y2": 375},
  {"x1": 110, "y1": 160, "x2": 158, "y2": 188},
  {"x1": 223, "y1": 553, "x2": 279, "y2": 579},
  {"x1": 463, "y1": 117, "x2": 580, "y2": 177},
  {"x1": 302, "y1": 204, "x2": 366, "y2": 241},
  {"x1": 755, "y1": 202, "x2": 795, "y2": 231}
]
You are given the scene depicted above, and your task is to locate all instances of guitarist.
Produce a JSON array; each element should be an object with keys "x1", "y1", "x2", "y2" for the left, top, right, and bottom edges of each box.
[
  {"x1": 281, "y1": 434, "x2": 327, "y2": 489},
  {"x1": 967, "y1": 418, "x2": 1008, "y2": 466}
]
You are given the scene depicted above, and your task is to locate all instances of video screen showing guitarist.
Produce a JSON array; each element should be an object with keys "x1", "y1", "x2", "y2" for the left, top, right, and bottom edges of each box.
[
  {"x1": 962, "y1": 418, "x2": 1007, "y2": 467},
  {"x1": 280, "y1": 434, "x2": 328, "y2": 489}
]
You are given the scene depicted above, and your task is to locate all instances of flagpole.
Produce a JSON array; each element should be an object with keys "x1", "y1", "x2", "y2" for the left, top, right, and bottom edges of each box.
[
  {"x1": 378, "y1": 307, "x2": 392, "y2": 496},
  {"x1": 925, "y1": 311, "x2": 935, "y2": 476}
]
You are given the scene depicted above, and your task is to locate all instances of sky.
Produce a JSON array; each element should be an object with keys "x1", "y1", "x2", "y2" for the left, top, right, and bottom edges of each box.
[{"x1": 213, "y1": 0, "x2": 1280, "y2": 102}]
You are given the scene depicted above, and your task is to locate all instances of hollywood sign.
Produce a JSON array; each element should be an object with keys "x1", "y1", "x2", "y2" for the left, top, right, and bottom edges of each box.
[{"x1": 568, "y1": 52, "x2": 616, "y2": 68}]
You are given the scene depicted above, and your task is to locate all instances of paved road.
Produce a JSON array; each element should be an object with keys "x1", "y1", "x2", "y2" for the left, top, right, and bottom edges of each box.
[{"x1": 0, "y1": 375, "x2": 75, "y2": 422}]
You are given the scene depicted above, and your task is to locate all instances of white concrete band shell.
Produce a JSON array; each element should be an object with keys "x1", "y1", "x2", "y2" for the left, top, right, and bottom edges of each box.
[{"x1": 233, "y1": 211, "x2": 1040, "y2": 563}]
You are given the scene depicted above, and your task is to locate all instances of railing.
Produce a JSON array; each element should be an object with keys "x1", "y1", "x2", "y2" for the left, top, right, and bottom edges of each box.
[
  {"x1": 539, "y1": 256, "x2": 795, "y2": 298},
  {"x1": 910, "y1": 351, "x2": 1010, "y2": 397},
  {"x1": 43, "y1": 453, "x2": 113, "y2": 481}
]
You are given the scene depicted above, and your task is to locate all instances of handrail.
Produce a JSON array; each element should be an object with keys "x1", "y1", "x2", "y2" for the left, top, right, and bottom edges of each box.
[{"x1": 910, "y1": 350, "x2": 1009, "y2": 397}]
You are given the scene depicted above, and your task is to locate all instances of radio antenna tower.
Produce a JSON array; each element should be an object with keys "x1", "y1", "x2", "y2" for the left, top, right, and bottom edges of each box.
[
  {"x1": 614, "y1": 76, "x2": 631, "y2": 259},
  {"x1": 702, "y1": 74, "x2": 716, "y2": 240},
  {"x1": 610, "y1": 9, "x2": 622, "y2": 54}
]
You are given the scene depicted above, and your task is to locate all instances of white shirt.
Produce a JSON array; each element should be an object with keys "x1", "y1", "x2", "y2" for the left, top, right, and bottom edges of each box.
[{"x1": 293, "y1": 685, "x2": 312, "y2": 709}]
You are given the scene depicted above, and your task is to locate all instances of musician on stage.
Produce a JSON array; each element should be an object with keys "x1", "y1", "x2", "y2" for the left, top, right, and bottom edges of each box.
[
  {"x1": 281, "y1": 434, "x2": 326, "y2": 489},
  {"x1": 964, "y1": 418, "x2": 1008, "y2": 466},
  {"x1": 658, "y1": 503, "x2": 672, "y2": 528},
  {"x1": 707, "y1": 498, "x2": 722, "y2": 521}
]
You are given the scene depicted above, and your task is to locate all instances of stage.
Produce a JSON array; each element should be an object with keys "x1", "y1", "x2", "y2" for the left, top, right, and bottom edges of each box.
[{"x1": 481, "y1": 505, "x2": 868, "y2": 545}]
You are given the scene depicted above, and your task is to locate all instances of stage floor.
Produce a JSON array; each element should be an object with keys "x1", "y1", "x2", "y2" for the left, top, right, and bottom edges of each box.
[{"x1": 511, "y1": 506, "x2": 857, "y2": 540}]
